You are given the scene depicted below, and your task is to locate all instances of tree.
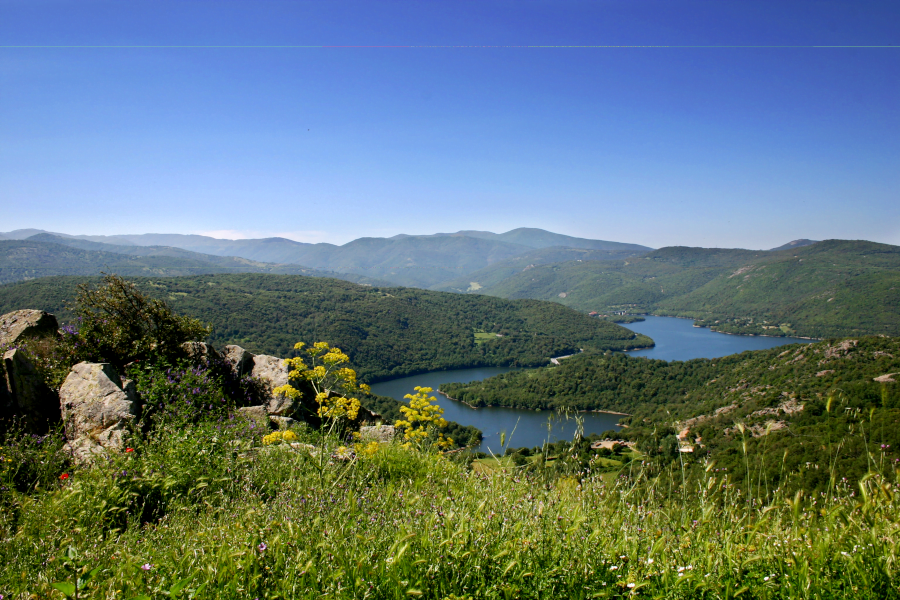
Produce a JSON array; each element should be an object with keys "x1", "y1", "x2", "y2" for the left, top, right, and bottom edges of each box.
[{"x1": 71, "y1": 274, "x2": 210, "y2": 367}]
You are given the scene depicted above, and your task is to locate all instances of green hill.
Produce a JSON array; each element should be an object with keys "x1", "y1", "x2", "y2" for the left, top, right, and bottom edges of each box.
[
  {"x1": 474, "y1": 240, "x2": 900, "y2": 338},
  {"x1": 0, "y1": 274, "x2": 652, "y2": 382},
  {"x1": 13, "y1": 228, "x2": 652, "y2": 288},
  {"x1": 442, "y1": 334, "x2": 900, "y2": 492},
  {"x1": 0, "y1": 239, "x2": 391, "y2": 287},
  {"x1": 400, "y1": 227, "x2": 654, "y2": 253},
  {"x1": 430, "y1": 246, "x2": 651, "y2": 292}
]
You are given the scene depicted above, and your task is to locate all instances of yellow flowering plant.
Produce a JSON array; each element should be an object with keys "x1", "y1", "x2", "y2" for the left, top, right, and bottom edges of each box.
[
  {"x1": 395, "y1": 386, "x2": 454, "y2": 450},
  {"x1": 261, "y1": 430, "x2": 298, "y2": 446},
  {"x1": 273, "y1": 342, "x2": 369, "y2": 424},
  {"x1": 272, "y1": 341, "x2": 371, "y2": 485},
  {"x1": 353, "y1": 440, "x2": 381, "y2": 458}
]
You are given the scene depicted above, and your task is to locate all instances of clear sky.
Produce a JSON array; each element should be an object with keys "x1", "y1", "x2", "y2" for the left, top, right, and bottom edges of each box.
[{"x1": 1, "y1": 0, "x2": 898, "y2": 249}]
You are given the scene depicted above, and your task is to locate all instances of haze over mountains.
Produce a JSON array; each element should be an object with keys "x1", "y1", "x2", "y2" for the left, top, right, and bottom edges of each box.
[
  {"x1": 1, "y1": 228, "x2": 653, "y2": 288},
  {"x1": 3, "y1": 227, "x2": 895, "y2": 339}
]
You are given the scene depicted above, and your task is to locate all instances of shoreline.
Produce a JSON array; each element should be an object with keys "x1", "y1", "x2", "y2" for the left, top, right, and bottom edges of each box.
[
  {"x1": 437, "y1": 390, "x2": 631, "y2": 417},
  {"x1": 625, "y1": 312, "x2": 820, "y2": 342}
]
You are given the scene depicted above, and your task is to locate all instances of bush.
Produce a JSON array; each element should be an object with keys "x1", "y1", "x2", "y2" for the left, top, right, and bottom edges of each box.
[{"x1": 71, "y1": 274, "x2": 210, "y2": 368}]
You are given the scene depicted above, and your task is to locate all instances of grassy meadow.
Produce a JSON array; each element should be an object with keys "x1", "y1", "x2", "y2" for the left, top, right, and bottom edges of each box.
[{"x1": 2, "y1": 411, "x2": 899, "y2": 599}]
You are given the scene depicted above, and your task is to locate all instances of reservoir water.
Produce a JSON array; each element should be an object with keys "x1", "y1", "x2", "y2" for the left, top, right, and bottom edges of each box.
[
  {"x1": 370, "y1": 366, "x2": 622, "y2": 455},
  {"x1": 622, "y1": 316, "x2": 814, "y2": 361},
  {"x1": 370, "y1": 316, "x2": 815, "y2": 454}
]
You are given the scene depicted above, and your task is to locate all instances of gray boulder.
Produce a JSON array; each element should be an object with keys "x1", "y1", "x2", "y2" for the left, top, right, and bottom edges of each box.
[
  {"x1": 251, "y1": 354, "x2": 295, "y2": 416},
  {"x1": 224, "y1": 344, "x2": 255, "y2": 376},
  {"x1": 2, "y1": 349, "x2": 60, "y2": 427},
  {"x1": 181, "y1": 341, "x2": 222, "y2": 364},
  {"x1": 0, "y1": 310, "x2": 59, "y2": 348},
  {"x1": 59, "y1": 362, "x2": 140, "y2": 463},
  {"x1": 269, "y1": 415, "x2": 295, "y2": 429},
  {"x1": 237, "y1": 405, "x2": 269, "y2": 425},
  {"x1": 360, "y1": 425, "x2": 396, "y2": 443}
]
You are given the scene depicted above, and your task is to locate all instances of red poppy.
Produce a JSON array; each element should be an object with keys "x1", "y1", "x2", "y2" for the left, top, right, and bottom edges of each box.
[
  {"x1": 125, "y1": 448, "x2": 134, "y2": 453},
  {"x1": 59, "y1": 473, "x2": 69, "y2": 480}
]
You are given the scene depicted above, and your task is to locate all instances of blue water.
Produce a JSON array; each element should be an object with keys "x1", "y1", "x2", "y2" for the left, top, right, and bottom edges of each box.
[
  {"x1": 370, "y1": 317, "x2": 815, "y2": 454},
  {"x1": 370, "y1": 367, "x2": 622, "y2": 455},
  {"x1": 622, "y1": 316, "x2": 814, "y2": 361}
]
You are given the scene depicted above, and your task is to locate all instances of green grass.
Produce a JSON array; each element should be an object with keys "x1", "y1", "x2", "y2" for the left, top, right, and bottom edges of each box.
[
  {"x1": 2, "y1": 413, "x2": 898, "y2": 599},
  {"x1": 473, "y1": 330, "x2": 500, "y2": 345}
]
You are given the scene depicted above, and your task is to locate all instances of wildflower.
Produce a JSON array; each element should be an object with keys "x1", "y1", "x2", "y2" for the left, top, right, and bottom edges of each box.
[
  {"x1": 258, "y1": 542, "x2": 267, "y2": 552},
  {"x1": 125, "y1": 447, "x2": 134, "y2": 453},
  {"x1": 59, "y1": 473, "x2": 69, "y2": 480},
  {"x1": 141, "y1": 563, "x2": 152, "y2": 571}
]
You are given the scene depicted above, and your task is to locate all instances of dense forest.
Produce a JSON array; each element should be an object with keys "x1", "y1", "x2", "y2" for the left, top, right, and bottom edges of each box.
[
  {"x1": 0, "y1": 238, "x2": 391, "y2": 286},
  {"x1": 0, "y1": 274, "x2": 652, "y2": 382},
  {"x1": 471, "y1": 240, "x2": 900, "y2": 338},
  {"x1": 442, "y1": 335, "x2": 900, "y2": 492}
]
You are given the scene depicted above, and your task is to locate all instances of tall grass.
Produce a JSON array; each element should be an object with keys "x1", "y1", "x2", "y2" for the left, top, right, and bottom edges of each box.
[{"x1": 2, "y1": 408, "x2": 898, "y2": 600}]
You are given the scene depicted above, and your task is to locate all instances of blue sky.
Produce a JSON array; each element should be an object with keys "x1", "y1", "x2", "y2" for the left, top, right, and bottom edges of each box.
[{"x1": 1, "y1": 0, "x2": 898, "y2": 249}]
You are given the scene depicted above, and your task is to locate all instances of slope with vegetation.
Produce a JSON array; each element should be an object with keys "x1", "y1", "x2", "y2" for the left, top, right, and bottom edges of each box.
[
  {"x1": 431, "y1": 246, "x2": 651, "y2": 293},
  {"x1": 0, "y1": 273, "x2": 652, "y2": 382},
  {"x1": 1, "y1": 335, "x2": 897, "y2": 596},
  {"x1": 0, "y1": 238, "x2": 391, "y2": 286},
  {"x1": 2, "y1": 227, "x2": 654, "y2": 289},
  {"x1": 474, "y1": 240, "x2": 900, "y2": 338},
  {"x1": 442, "y1": 335, "x2": 900, "y2": 493}
]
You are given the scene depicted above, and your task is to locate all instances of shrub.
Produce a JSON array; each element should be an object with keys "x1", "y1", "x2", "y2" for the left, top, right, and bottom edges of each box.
[{"x1": 70, "y1": 274, "x2": 210, "y2": 368}]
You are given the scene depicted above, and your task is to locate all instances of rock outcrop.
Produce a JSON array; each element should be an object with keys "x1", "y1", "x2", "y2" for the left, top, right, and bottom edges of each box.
[
  {"x1": 224, "y1": 344, "x2": 254, "y2": 377},
  {"x1": 0, "y1": 309, "x2": 59, "y2": 348},
  {"x1": 181, "y1": 341, "x2": 222, "y2": 364},
  {"x1": 2, "y1": 349, "x2": 60, "y2": 427},
  {"x1": 237, "y1": 405, "x2": 269, "y2": 424},
  {"x1": 59, "y1": 362, "x2": 140, "y2": 462},
  {"x1": 251, "y1": 354, "x2": 295, "y2": 416},
  {"x1": 360, "y1": 425, "x2": 396, "y2": 443}
]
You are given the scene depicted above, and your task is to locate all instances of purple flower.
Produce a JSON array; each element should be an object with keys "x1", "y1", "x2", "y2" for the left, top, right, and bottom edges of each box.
[
  {"x1": 258, "y1": 542, "x2": 267, "y2": 552},
  {"x1": 141, "y1": 563, "x2": 152, "y2": 571}
]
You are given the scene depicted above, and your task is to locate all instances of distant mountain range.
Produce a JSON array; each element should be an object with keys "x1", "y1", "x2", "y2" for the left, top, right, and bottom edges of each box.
[
  {"x1": 0, "y1": 237, "x2": 392, "y2": 287},
  {"x1": 4, "y1": 227, "x2": 892, "y2": 339},
  {"x1": 0, "y1": 228, "x2": 654, "y2": 289}
]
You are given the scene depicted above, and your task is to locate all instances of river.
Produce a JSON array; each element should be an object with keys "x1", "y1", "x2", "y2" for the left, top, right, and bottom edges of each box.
[{"x1": 370, "y1": 316, "x2": 814, "y2": 454}]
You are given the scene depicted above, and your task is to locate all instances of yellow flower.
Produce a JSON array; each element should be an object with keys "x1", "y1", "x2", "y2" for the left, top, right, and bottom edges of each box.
[
  {"x1": 353, "y1": 441, "x2": 380, "y2": 457},
  {"x1": 395, "y1": 387, "x2": 452, "y2": 449}
]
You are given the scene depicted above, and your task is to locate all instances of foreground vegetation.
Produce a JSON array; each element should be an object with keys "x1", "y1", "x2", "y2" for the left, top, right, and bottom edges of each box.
[
  {"x1": 0, "y1": 274, "x2": 652, "y2": 381},
  {"x1": 3, "y1": 409, "x2": 899, "y2": 598}
]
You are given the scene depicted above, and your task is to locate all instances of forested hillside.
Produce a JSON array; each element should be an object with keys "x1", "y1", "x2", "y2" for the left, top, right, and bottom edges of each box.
[
  {"x1": 399, "y1": 227, "x2": 653, "y2": 253},
  {"x1": 1, "y1": 228, "x2": 654, "y2": 289},
  {"x1": 0, "y1": 239, "x2": 390, "y2": 286},
  {"x1": 431, "y1": 246, "x2": 650, "y2": 292},
  {"x1": 442, "y1": 335, "x2": 900, "y2": 492},
  {"x1": 474, "y1": 240, "x2": 900, "y2": 338},
  {"x1": 0, "y1": 274, "x2": 651, "y2": 381}
]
